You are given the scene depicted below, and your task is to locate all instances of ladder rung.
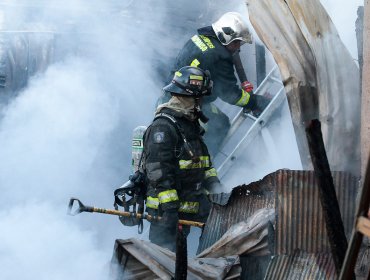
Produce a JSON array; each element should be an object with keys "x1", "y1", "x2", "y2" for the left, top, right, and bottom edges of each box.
[{"x1": 357, "y1": 216, "x2": 370, "y2": 237}]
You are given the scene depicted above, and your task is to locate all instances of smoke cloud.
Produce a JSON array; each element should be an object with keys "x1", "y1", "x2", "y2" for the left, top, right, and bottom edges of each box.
[
  {"x1": 0, "y1": 0, "x2": 362, "y2": 278},
  {"x1": 0, "y1": 0, "x2": 249, "y2": 277},
  {"x1": 320, "y1": 0, "x2": 364, "y2": 60}
]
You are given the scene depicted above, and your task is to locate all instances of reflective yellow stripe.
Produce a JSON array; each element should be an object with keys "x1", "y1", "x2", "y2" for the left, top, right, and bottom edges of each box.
[
  {"x1": 179, "y1": 156, "x2": 210, "y2": 169},
  {"x1": 179, "y1": 201, "x2": 199, "y2": 214},
  {"x1": 235, "y1": 89, "x2": 251, "y2": 106},
  {"x1": 190, "y1": 59, "x2": 200, "y2": 67},
  {"x1": 146, "y1": 196, "x2": 159, "y2": 209},
  {"x1": 158, "y1": 189, "x2": 179, "y2": 204},
  {"x1": 200, "y1": 35, "x2": 215, "y2": 49},
  {"x1": 205, "y1": 168, "x2": 218, "y2": 179},
  {"x1": 191, "y1": 35, "x2": 208, "y2": 52},
  {"x1": 190, "y1": 74, "x2": 203, "y2": 81}
]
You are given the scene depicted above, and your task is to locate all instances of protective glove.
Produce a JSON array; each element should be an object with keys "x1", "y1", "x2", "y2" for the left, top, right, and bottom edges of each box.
[
  {"x1": 241, "y1": 81, "x2": 254, "y2": 93},
  {"x1": 160, "y1": 208, "x2": 179, "y2": 229},
  {"x1": 243, "y1": 93, "x2": 271, "y2": 117}
]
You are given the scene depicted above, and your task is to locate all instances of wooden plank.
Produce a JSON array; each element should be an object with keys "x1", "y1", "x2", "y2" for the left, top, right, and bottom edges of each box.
[{"x1": 306, "y1": 120, "x2": 348, "y2": 274}]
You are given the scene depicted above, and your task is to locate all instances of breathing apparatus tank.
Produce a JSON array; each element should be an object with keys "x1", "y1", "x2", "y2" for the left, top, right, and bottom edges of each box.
[
  {"x1": 131, "y1": 126, "x2": 147, "y2": 173},
  {"x1": 114, "y1": 125, "x2": 148, "y2": 232}
]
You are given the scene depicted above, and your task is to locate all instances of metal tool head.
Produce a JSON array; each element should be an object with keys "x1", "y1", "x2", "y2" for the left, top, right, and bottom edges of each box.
[{"x1": 67, "y1": 197, "x2": 86, "y2": 216}]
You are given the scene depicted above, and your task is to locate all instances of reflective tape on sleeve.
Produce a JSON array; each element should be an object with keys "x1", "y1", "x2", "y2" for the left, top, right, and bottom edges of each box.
[
  {"x1": 179, "y1": 156, "x2": 210, "y2": 169},
  {"x1": 179, "y1": 201, "x2": 199, "y2": 214},
  {"x1": 235, "y1": 89, "x2": 251, "y2": 106},
  {"x1": 146, "y1": 196, "x2": 159, "y2": 209},
  {"x1": 199, "y1": 35, "x2": 215, "y2": 49},
  {"x1": 190, "y1": 59, "x2": 200, "y2": 67},
  {"x1": 191, "y1": 35, "x2": 208, "y2": 52},
  {"x1": 205, "y1": 168, "x2": 218, "y2": 179},
  {"x1": 158, "y1": 189, "x2": 179, "y2": 204}
]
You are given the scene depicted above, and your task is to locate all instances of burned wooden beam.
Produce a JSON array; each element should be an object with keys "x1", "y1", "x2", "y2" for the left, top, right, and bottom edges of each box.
[{"x1": 305, "y1": 119, "x2": 349, "y2": 274}]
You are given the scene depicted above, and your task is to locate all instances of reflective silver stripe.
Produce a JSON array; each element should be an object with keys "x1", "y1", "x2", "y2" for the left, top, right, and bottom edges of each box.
[
  {"x1": 179, "y1": 156, "x2": 210, "y2": 169},
  {"x1": 146, "y1": 196, "x2": 159, "y2": 209},
  {"x1": 179, "y1": 201, "x2": 199, "y2": 214},
  {"x1": 158, "y1": 189, "x2": 179, "y2": 204},
  {"x1": 235, "y1": 89, "x2": 251, "y2": 106},
  {"x1": 205, "y1": 168, "x2": 218, "y2": 178}
]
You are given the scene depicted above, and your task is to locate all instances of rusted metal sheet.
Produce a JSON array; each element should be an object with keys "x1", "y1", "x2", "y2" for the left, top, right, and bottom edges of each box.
[
  {"x1": 199, "y1": 170, "x2": 358, "y2": 255},
  {"x1": 197, "y1": 208, "x2": 275, "y2": 258},
  {"x1": 112, "y1": 170, "x2": 359, "y2": 279},
  {"x1": 240, "y1": 255, "x2": 271, "y2": 280},
  {"x1": 197, "y1": 169, "x2": 357, "y2": 279},
  {"x1": 264, "y1": 250, "x2": 336, "y2": 280},
  {"x1": 198, "y1": 174, "x2": 275, "y2": 254},
  {"x1": 246, "y1": 0, "x2": 361, "y2": 175},
  {"x1": 275, "y1": 170, "x2": 358, "y2": 255}
]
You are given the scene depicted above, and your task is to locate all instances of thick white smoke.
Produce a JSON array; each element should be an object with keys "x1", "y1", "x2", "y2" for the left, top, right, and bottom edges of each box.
[
  {"x1": 0, "y1": 1, "x2": 161, "y2": 279},
  {"x1": 0, "y1": 0, "x2": 363, "y2": 278},
  {"x1": 321, "y1": 0, "x2": 364, "y2": 60},
  {"x1": 0, "y1": 0, "x2": 250, "y2": 277}
]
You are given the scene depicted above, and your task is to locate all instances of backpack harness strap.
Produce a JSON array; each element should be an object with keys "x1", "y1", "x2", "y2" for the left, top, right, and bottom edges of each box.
[{"x1": 154, "y1": 112, "x2": 195, "y2": 159}]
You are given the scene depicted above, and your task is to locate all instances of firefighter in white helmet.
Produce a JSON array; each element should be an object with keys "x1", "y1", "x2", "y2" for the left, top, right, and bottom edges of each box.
[{"x1": 157, "y1": 12, "x2": 270, "y2": 155}]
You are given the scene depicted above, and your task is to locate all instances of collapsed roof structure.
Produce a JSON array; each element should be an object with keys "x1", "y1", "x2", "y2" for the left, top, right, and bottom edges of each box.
[
  {"x1": 0, "y1": 0, "x2": 368, "y2": 279},
  {"x1": 111, "y1": 0, "x2": 370, "y2": 279},
  {"x1": 112, "y1": 170, "x2": 361, "y2": 279}
]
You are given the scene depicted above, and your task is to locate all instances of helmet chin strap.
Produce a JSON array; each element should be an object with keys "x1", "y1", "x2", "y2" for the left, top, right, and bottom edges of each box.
[{"x1": 194, "y1": 98, "x2": 209, "y2": 123}]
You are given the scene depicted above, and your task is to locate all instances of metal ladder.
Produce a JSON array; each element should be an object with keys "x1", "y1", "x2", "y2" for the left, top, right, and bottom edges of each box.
[{"x1": 214, "y1": 65, "x2": 287, "y2": 179}]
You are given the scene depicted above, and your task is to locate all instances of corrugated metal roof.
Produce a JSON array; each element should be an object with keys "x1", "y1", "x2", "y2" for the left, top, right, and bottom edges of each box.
[
  {"x1": 111, "y1": 170, "x2": 359, "y2": 279},
  {"x1": 264, "y1": 250, "x2": 336, "y2": 280},
  {"x1": 275, "y1": 170, "x2": 358, "y2": 255},
  {"x1": 198, "y1": 170, "x2": 358, "y2": 256},
  {"x1": 198, "y1": 173, "x2": 275, "y2": 254}
]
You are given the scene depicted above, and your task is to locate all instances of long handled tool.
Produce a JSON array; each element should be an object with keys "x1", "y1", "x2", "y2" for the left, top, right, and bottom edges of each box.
[{"x1": 67, "y1": 198, "x2": 205, "y2": 228}]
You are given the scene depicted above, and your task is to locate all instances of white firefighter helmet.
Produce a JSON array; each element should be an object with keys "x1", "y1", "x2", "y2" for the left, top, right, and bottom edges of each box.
[{"x1": 212, "y1": 12, "x2": 252, "y2": 45}]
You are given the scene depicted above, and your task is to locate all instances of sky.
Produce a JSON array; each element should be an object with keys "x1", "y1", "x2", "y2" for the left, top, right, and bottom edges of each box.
[{"x1": 0, "y1": 0, "x2": 365, "y2": 279}]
